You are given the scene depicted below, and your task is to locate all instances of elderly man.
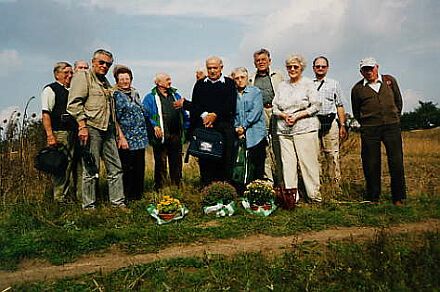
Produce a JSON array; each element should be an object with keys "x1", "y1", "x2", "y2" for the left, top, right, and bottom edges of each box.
[
  {"x1": 248, "y1": 48, "x2": 284, "y2": 184},
  {"x1": 351, "y1": 57, "x2": 406, "y2": 206},
  {"x1": 183, "y1": 56, "x2": 236, "y2": 185},
  {"x1": 143, "y1": 73, "x2": 189, "y2": 190},
  {"x1": 313, "y1": 56, "x2": 348, "y2": 191},
  {"x1": 67, "y1": 49, "x2": 126, "y2": 209},
  {"x1": 41, "y1": 61, "x2": 78, "y2": 202},
  {"x1": 74, "y1": 60, "x2": 89, "y2": 72}
]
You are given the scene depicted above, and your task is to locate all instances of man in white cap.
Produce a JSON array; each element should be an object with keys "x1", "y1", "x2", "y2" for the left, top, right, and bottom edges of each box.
[{"x1": 351, "y1": 57, "x2": 406, "y2": 206}]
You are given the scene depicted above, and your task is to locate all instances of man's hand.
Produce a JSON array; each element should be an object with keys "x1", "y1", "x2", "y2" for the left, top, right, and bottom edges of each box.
[
  {"x1": 46, "y1": 133, "x2": 57, "y2": 146},
  {"x1": 173, "y1": 98, "x2": 185, "y2": 109},
  {"x1": 78, "y1": 127, "x2": 89, "y2": 145},
  {"x1": 203, "y1": 113, "x2": 217, "y2": 128},
  {"x1": 339, "y1": 125, "x2": 348, "y2": 141},
  {"x1": 154, "y1": 126, "x2": 163, "y2": 139}
]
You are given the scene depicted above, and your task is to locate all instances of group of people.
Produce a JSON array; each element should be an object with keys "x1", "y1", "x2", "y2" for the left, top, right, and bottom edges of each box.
[{"x1": 41, "y1": 48, "x2": 406, "y2": 210}]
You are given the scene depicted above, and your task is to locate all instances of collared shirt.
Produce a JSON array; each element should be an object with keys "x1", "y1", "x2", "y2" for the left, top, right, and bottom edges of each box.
[
  {"x1": 313, "y1": 77, "x2": 344, "y2": 115},
  {"x1": 273, "y1": 77, "x2": 321, "y2": 135},
  {"x1": 203, "y1": 74, "x2": 226, "y2": 84},
  {"x1": 41, "y1": 81, "x2": 68, "y2": 112},
  {"x1": 363, "y1": 74, "x2": 383, "y2": 93},
  {"x1": 254, "y1": 73, "x2": 275, "y2": 105},
  {"x1": 234, "y1": 86, "x2": 266, "y2": 148},
  {"x1": 67, "y1": 70, "x2": 114, "y2": 131}
]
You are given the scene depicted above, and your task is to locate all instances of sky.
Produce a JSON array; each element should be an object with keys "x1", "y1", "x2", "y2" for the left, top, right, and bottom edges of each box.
[{"x1": 1, "y1": 0, "x2": 439, "y2": 123}]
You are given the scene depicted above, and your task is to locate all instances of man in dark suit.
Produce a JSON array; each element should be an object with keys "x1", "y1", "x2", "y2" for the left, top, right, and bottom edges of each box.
[{"x1": 186, "y1": 56, "x2": 237, "y2": 185}]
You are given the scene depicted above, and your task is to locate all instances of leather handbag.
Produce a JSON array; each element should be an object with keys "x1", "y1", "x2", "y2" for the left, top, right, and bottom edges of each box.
[
  {"x1": 187, "y1": 127, "x2": 224, "y2": 160},
  {"x1": 34, "y1": 144, "x2": 68, "y2": 175}
]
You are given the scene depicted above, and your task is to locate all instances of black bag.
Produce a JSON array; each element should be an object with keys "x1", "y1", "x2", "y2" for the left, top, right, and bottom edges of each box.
[
  {"x1": 187, "y1": 128, "x2": 224, "y2": 160},
  {"x1": 232, "y1": 138, "x2": 248, "y2": 185},
  {"x1": 34, "y1": 144, "x2": 68, "y2": 175},
  {"x1": 318, "y1": 113, "x2": 336, "y2": 138},
  {"x1": 80, "y1": 145, "x2": 99, "y2": 178}
]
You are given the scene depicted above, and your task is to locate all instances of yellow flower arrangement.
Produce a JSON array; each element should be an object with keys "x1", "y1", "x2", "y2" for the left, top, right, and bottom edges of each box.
[
  {"x1": 244, "y1": 179, "x2": 276, "y2": 205},
  {"x1": 157, "y1": 195, "x2": 182, "y2": 214}
]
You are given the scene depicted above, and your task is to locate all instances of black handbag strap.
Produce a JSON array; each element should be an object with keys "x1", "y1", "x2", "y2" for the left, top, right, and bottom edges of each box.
[
  {"x1": 316, "y1": 80, "x2": 325, "y2": 91},
  {"x1": 184, "y1": 143, "x2": 191, "y2": 163}
]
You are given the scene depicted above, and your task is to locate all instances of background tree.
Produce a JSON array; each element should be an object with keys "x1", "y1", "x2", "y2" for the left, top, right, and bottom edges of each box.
[{"x1": 400, "y1": 101, "x2": 440, "y2": 130}]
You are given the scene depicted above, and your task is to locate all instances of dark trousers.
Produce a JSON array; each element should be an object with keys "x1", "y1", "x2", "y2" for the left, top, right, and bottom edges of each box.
[
  {"x1": 199, "y1": 126, "x2": 235, "y2": 186},
  {"x1": 153, "y1": 135, "x2": 182, "y2": 190},
  {"x1": 118, "y1": 148, "x2": 145, "y2": 202},
  {"x1": 247, "y1": 138, "x2": 267, "y2": 182},
  {"x1": 360, "y1": 123, "x2": 406, "y2": 202}
]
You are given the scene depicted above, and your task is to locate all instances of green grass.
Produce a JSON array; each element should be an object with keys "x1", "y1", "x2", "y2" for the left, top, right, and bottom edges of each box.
[
  {"x1": 14, "y1": 230, "x2": 440, "y2": 291},
  {"x1": 1, "y1": 192, "x2": 439, "y2": 271}
]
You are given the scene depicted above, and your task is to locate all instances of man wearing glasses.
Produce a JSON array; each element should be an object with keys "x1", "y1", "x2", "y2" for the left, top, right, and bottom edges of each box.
[
  {"x1": 351, "y1": 57, "x2": 406, "y2": 206},
  {"x1": 67, "y1": 49, "x2": 126, "y2": 209},
  {"x1": 313, "y1": 56, "x2": 347, "y2": 194},
  {"x1": 41, "y1": 62, "x2": 78, "y2": 203}
]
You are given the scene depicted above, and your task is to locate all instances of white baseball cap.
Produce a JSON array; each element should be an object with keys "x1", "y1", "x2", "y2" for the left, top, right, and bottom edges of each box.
[{"x1": 360, "y1": 57, "x2": 377, "y2": 68}]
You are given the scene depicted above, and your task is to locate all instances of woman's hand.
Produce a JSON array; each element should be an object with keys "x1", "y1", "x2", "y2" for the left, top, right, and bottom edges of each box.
[
  {"x1": 280, "y1": 112, "x2": 296, "y2": 126},
  {"x1": 235, "y1": 126, "x2": 245, "y2": 139},
  {"x1": 285, "y1": 115, "x2": 297, "y2": 126},
  {"x1": 118, "y1": 135, "x2": 129, "y2": 149},
  {"x1": 154, "y1": 126, "x2": 163, "y2": 139}
]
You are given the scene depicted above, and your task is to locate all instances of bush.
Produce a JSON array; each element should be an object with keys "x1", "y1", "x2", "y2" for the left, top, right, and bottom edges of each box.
[{"x1": 201, "y1": 181, "x2": 237, "y2": 206}]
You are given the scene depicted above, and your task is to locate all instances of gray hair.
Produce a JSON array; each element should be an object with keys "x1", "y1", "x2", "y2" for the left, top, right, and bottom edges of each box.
[
  {"x1": 154, "y1": 72, "x2": 170, "y2": 84},
  {"x1": 92, "y1": 49, "x2": 113, "y2": 60},
  {"x1": 205, "y1": 56, "x2": 223, "y2": 66},
  {"x1": 53, "y1": 61, "x2": 72, "y2": 78},
  {"x1": 253, "y1": 48, "x2": 271, "y2": 59},
  {"x1": 230, "y1": 67, "x2": 248, "y2": 78},
  {"x1": 285, "y1": 54, "x2": 307, "y2": 71},
  {"x1": 74, "y1": 60, "x2": 89, "y2": 70}
]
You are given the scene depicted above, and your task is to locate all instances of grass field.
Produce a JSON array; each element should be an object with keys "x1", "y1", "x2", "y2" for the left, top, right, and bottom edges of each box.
[{"x1": 0, "y1": 128, "x2": 439, "y2": 289}]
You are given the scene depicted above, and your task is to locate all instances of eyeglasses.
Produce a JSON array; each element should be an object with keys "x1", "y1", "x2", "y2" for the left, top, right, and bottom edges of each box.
[
  {"x1": 286, "y1": 65, "x2": 300, "y2": 70},
  {"x1": 97, "y1": 60, "x2": 113, "y2": 67},
  {"x1": 314, "y1": 65, "x2": 327, "y2": 69}
]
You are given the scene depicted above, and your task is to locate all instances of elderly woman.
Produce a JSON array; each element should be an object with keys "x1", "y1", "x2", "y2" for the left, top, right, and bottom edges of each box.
[
  {"x1": 232, "y1": 67, "x2": 267, "y2": 185},
  {"x1": 272, "y1": 54, "x2": 322, "y2": 205},
  {"x1": 113, "y1": 65, "x2": 149, "y2": 203}
]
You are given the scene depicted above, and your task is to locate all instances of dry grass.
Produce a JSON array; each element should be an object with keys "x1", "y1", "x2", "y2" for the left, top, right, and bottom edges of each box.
[
  {"x1": 337, "y1": 128, "x2": 440, "y2": 200},
  {"x1": 1, "y1": 127, "x2": 439, "y2": 204}
]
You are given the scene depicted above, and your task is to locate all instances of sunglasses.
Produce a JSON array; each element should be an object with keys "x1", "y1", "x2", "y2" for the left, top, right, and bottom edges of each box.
[
  {"x1": 97, "y1": 60, "x2": 113, "y2": 67},
  {"x1": 286, "y1": 65, "x2": 300, "y2": 70},
  {"x1": 314, "y1": 65, "x2": 328, "y2": 69}
]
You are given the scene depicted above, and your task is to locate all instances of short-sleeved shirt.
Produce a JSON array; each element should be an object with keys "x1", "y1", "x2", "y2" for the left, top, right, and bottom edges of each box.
[{"x1": 313, "y1": 77, "x2": 344, "y2": 115}]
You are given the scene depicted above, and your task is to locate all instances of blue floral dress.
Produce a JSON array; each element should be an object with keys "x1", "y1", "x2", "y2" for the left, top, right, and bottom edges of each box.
[{"x1": 114, "y1": 89, "x2": 149, "y2": 150}]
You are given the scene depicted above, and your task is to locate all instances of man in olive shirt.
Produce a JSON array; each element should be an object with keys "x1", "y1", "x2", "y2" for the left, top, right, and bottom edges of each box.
[
  {"x1": 67, "y1": 49, "x2": 126, "y2": 209},
  {"x1": 351, "y1": 57, "x2": 406, "y2": 206}
]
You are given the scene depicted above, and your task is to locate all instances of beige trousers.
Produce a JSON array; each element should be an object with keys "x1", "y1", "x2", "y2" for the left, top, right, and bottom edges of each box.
[
  {"x1": 279, "y1": 131, "x2": 322, "y2": 202},
  {"x1": 320, "y1": 119, "x2": 341, "y2": 183},
  {"x1": 263, "y1": 107, "x2": 275, "y2": 182}
]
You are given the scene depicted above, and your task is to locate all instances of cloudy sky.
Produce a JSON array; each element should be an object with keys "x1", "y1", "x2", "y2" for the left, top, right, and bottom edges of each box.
[{"x1": 1, "y1": 0, "x2": 439, "y2": 122}]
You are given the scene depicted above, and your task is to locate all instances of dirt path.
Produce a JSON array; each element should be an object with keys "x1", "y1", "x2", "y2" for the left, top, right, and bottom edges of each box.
[{"x1": 1, "y1": 219, "x2": 439, "y2": 288}]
